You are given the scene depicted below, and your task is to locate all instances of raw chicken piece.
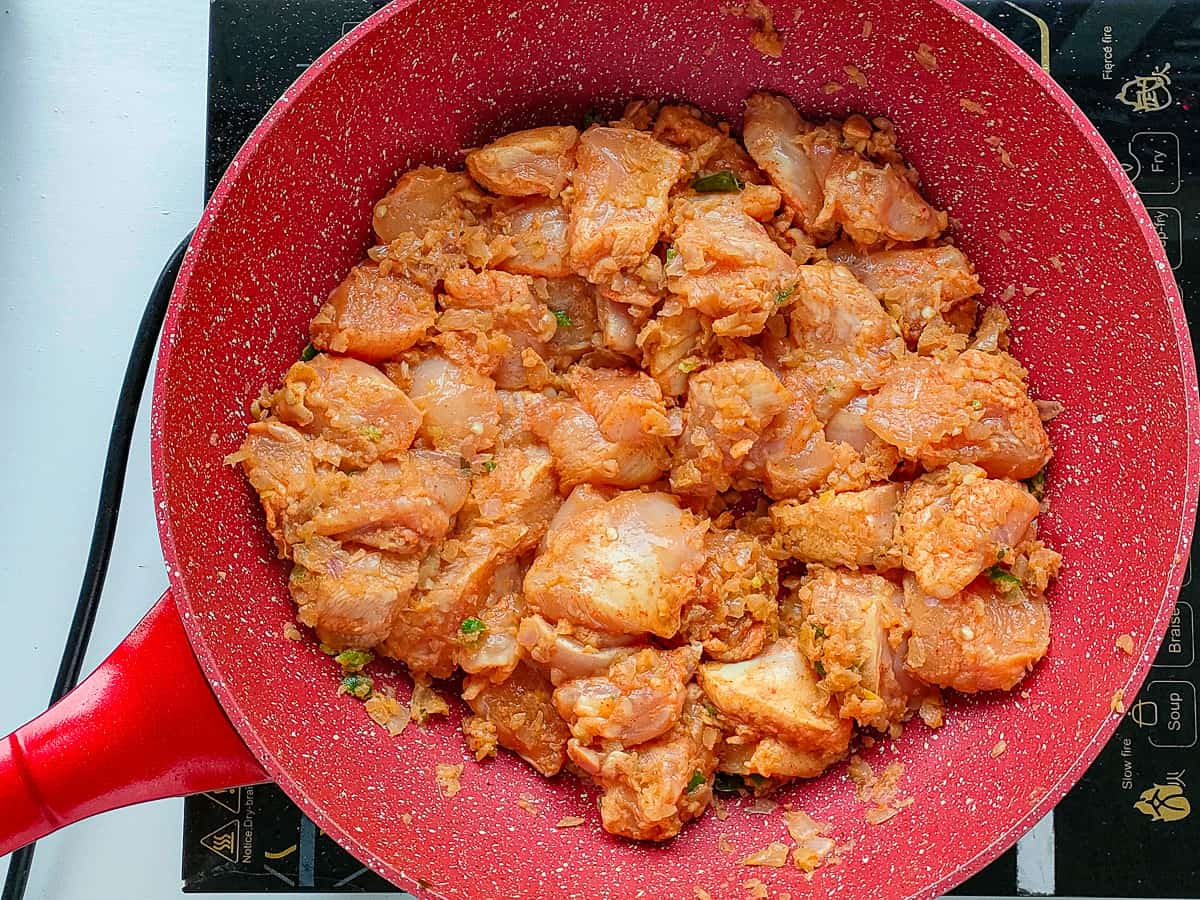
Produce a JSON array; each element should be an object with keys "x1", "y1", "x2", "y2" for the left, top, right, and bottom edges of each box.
[
  {"x1": 636, "y1": 306, "x2": 711, "y2": 397},
  {"x1": 404, "y1": 353, "x2": 502, "y2": 459},
  {"x1": 568, "y1": 126, "x2": 685, "y2": 281},
  {"x1": 524, "y1": 488, "x2": 706, "y2": 637},
  {"x1": 529, "y1": 367, "x2": 672, "y2": 490},
  {"x1": 792, "y1": 566, "x2": 918, "y2": 730},
  {"x1": 310, "y1": 263, "x2": 436, "y2": 363},
  {"x1": 518, "y1": 614, "x2": 640, "y2": 684},
  {"x1": 554, "y1": 645, "x2": 700, "y2": 747},
  {"x1": 491, "y1": 197, "x2": 572, "y2": 278},
  {"x1": 456, "y1": 444, "x2": 560, "y2": 553},
  {"x1": 904, "y1": 574, "x2": 1050, "y2": 692},
  {"x1": 455, "y1": 559, "x2": 525, "y2": 684},
  {"x1": 679, "y1": 528, "x2": 779, "y2": 662},
  {"x1": 303, "y1": 452, "x2": 470, "y2": 553},
  {"x1": 770, "y1": 484, "x2": 901, "y2": 570},
  {"x1": 741, "y1": 374, "x2": 837, "y2": 500},
  {"x1": 440, "y1": 268, "x2": 558, "y2": 388},
  {"x1": 289, "y1": 537, "x2": 420, "y2": 650},
  {"x1": 652, "y1": 104, "x2": 763, "y2": 185},
  {"x1": 813, "y1": 153, "x2": 948, "y2": 245},
  {"x1": 898, "y1": 463, "x2": 1041, "y2": 599},
  {"x1": 699, "y1": 639, "x2": 852, "y2": 776},
  {"x1": 227, "y1": 420, "x2": 319, "y2": 554},
  {"x1": 466, "y1": 126, "x2": 578, "y2": 197},
  {"x1": 540, "y1": 277, "x2": 601, "y2": 368},
  {"x1": 742, "y1": 92, "x2": 831, "y2": 235},
  {"x1": 864, "y1": 347, "x2": 1052, "y2": 480},
  {"x1": 571, "y1": 686, "x2": 719, "y2": 841},
  {"x1": 372, "y1": 166, "x2": 478, "y2": 243},
  {"x1": 779, "y1": 261, "x2": 903, "y2": 421},
  {"x1": 828, "y1": 242, "x2": 982, "y2": 345},
  {"x1": 595, "y1": 296, "x2": 654, "y2": 358},
  {"x1": 665, "y1": 194, "x2": 800, "y2": 337},
  {"x1": 464, "y1": 661, "x2": 571, "y2": 776},
  {"x1": 269, "y1": 355, "x2": 420, "y2": 469},
  {"x1": 671, "y1": 359, "x2": 790, "y2": 498}
]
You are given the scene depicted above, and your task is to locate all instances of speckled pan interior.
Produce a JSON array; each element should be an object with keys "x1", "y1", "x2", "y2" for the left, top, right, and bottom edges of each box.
[{"x1": 150, "y1": 1, "x2": 1200, "y2": 897}]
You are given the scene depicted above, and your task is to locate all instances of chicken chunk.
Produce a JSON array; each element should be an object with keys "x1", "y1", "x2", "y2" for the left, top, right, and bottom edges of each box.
[
  {"x1": 464, "y1": 661, "x2": 571, "y2": 776},
  {"x1": 568, "y1": 126, "x2": 685, "y2": 281},
  {"x1": 828, "y1": 242, "x2": 982, "y2": 345},
  {"x1": 792, "y1": 566, "x2": 916, "y2": 730},
  {"x1": 269, "y1": 355, "x2": 420, "y2": 469},
  {"x1": 699, "y1": 639, "x2": 852, "y2": 774},
  {"x1": 529, "y1": 368, "x2": 672, "y2": 490},
  {"x1": 541, "y1": 277, "x2": 601, "y2": 367},
  {"x1": 518, "y1": 614, "x2": 640, "y2": 684},
  {"x1": 665, "y1": 194, "x2": 800, "y2": 337},
  {"x1": 310, "y1": 263, "x2": 437, "y2": 363},
  {"x1": 813, "y1": 153, "x2": 948, "y2": 245},
  {"x1": 865, "y1": 348, "x2": 1052, "y2": 480},
  {"x1": 571, "y1": 686, "x2": 719, "y2": 840},
  {"x1": 289, "y1": 537, "x2": 420, "y2": 650},
  {"x1": 898, "y1": 464, "x2": 1041, "y2": 599},
  {"x1": 554, "y1": 645, "x2": 700, "y2": 747},
  {"x1": 303, "y1": 452, "x2": 470, "y2": 554},
  {"x1": 770, "y1": 484, "x2": 901, "y2": 570},
  {"x1": 652, "y1": 104, "x2": 762, "y2": 185},
  {"x1": 227, "y1": 420, "x2": 320, "y2": 554},
  {"x1": 742, "y1": 93, "x2": 830, "y2": 235},
  {"x1": 636, "y1": 306, "x2": 711, "y2": 397},
  {"x1": 524, "y1": 488, "x2": 706, "y2": 637},
  {"x1": 440, "y1": 268, "x2": 558, "y2": 388},
  {"x1": 466, "y1": 126, "x2": 578, "y2": 197},
  {"x1": 680, "y1": 529, "x2": 779, "y2": 662},
  {"x1": 456, "y1": 444, "x2": 560, "y2": 553},
  {"x1": 491, "y1": 197, "x2": 572, "y2": 278},
  {"x1": 404, "y1": 353, "x2": 502, "y2": 459},
  {"x1": 671, "y1": 359, "x2": 790, "y2": 498},
  {"x1": 595, "y1": 296, "x2": 654, "y2": 358},
  {"x1": 779, "y1": 261, "x2": 903, "y2": 421},
  {"x1": 372, "y1": 166, "x2": 476, "y2": 243},
  {"x1": 904, "y1": 574, "x2": 1050, "y2": 692},
  {"x1": 455, "y1": 559, "x2": 525, "y2": 683}
]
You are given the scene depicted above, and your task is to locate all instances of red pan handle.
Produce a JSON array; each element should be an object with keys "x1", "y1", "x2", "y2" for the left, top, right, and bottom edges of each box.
[{"x1": 0, "y1": 593, "x2": 268, "y2": 856}]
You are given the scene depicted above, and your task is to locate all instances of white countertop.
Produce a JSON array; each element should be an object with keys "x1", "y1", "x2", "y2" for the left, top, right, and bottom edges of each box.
[
  {"x1": 0, "y1": 2, "x2": 393, "y2": 897},
  {"x1": 0, "y1": 3, "x2": 1040, "y2": 899}
]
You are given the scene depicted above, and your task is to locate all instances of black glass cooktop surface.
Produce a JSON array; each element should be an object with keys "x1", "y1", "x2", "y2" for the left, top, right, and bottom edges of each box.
[{"x1": 186, "y1": 1, "x2": 1200, "y2": 894}]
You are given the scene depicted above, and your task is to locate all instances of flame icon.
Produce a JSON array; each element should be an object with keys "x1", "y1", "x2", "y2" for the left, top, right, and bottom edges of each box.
[{"x1": 1134, "y1": 783, "x2": 1192, "y2": 822}]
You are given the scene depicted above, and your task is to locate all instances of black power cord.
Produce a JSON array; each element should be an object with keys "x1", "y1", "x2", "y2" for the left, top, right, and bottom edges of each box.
[{"x1": 1, "y1": 231, "x2": 194, "y2": 900}]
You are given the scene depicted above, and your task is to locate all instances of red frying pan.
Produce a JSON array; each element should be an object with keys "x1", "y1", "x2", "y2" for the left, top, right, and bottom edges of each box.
[{"x1": 2, "y1": 1, "x2": 1196, "y2": 897}]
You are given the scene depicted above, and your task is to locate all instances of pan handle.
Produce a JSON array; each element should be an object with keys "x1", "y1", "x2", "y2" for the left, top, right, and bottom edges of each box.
[{"x1": 0, "y1": 593, "x2": 268, "y2": 856}]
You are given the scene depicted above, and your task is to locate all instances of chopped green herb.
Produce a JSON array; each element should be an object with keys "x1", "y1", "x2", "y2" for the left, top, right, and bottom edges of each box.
[
  {"x1": 749, "y1": 573, "x2": 764, "y2": 589},
  {"x1": 692, "y1": 170, "x2": 743, "y2": 192},
  {"x1": 318, "y1": 643, "x2": 339, "y2": 656},
  {"x1": 997, "y1": 547, "x2": 1008, "y2": 561},
  {"x1": 971, "y1": 399, "x2": 983, "y2": 410},
  {"x1": 334, "y1": 649, "x2": 373, "y2": 673},
  {"x1": 686, "y1": 770, "x2": 707, "y2": 793},
  {"x1": 665, "y1": 246, "x2": 679, "y2": 265},
  {"x1": 582, "y1": 109, "x2": 603, "y2": 128},
  {"x1": 745, "y1": 774, "x2": 768, "y2": 788},
  {"x1": 289, "y1": 565, "x2": 307, "y2": 582},
  {"x1": 460, "y1": 617, "x2": 487, "y2": 635},
  {"x1": 811, "y1": 624, "x2": 827, "y2": 640},
  {"x1": 986, "y1": 566, "x2": 1023, "y2": 593},
  {"x1": 813, "y1": 660, "x2": 827, "y2": 678},
  {"x1": 1025, "y1": 468, "x2": 1046, "y2": 501},
  {"x1": 340, "y1": 674, "x2": 374, "y2": 699},
  {"x1": 482, "y1": 458, "x2": 498, "y2": 473},
  {"x1": 714, "y1": 772, "x2": 744, "y2": 793},
  {"x1": 775, "y1": 285, "x2": 795, "y2": 305},
  {"x1": 361, "y1": 424, "x2": 383, "y2": 443},
  {"x1": 552, "y1": 309, "x2": 573, "y2": 329},
  {"x1": 300, "y1": 343, "x2": 318, "y2": 361},
  {"x1": 678, "y1": 357, "x2": 702, "y2": 374}
]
